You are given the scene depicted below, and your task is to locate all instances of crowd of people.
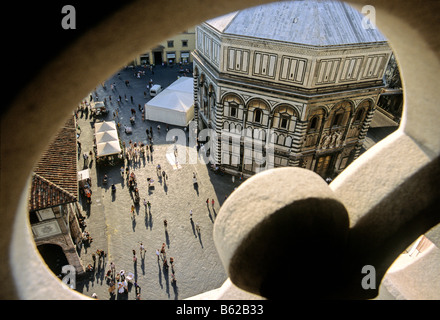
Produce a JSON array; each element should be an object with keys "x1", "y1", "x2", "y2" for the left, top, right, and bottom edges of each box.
[{"x1": 74, "y1": 64, "x2": 236, "y2": 300}]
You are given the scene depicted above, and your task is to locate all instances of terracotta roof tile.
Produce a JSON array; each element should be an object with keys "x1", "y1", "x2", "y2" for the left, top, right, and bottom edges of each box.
[
  {"x1": 32, "y1": 116, "x2": 78, "y2": 203},
  {"x1": 28, "y1": 173, "x2": 77, "y2": 211}
]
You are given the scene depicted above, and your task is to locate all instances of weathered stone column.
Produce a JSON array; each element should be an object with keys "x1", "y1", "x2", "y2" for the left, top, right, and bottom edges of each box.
[{"x1": 213, "y1": 167, "x2": 350, "y2": 299}]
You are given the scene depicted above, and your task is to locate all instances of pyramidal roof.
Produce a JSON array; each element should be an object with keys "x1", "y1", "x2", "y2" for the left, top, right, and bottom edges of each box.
[{"x1": 206, "y1": 0, "x2": 387, "y2": 46}]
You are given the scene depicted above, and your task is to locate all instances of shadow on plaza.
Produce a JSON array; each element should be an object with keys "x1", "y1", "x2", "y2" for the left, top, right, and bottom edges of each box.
[
  {"x1": 75, "y1": 256, "x2": 107, "y2": 296},
  {"x1": 156, "y1": 256, "x2": 179, "y2": 300}
]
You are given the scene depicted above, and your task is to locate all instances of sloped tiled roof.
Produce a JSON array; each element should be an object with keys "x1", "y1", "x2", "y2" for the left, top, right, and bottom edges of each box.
[
  {"x1": 29, "y1": 173, "x2": 77, "y2": 211},
  {"x1": 30, "y1": 116, "x2": 78, "y2": 211},
  {"x1": 206, "y1": 0, "x2": 387, "y2": 46}
]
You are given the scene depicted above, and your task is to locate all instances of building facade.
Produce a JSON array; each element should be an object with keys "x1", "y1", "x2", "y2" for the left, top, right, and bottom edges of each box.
[
  {"x1": 132, "y1": 27, "x2": 196, "y2": 66},
  {"x1": 377, "y1": 53, "x2": 403, "y2": 123},
  {"x1": 28, "y1": 116, "x2": 85, "y2": 277},
  {"x1": 192, "y1": 1, "x2": 393, "y2": 178}
]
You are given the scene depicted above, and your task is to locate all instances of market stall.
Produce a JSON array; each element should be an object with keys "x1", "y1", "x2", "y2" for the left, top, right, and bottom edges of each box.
[
  {"x1": 91, "y1": 101, "x2": 108, "y2": 117},
  {"x1": 94, "y1": 121, "x2": 123, "y2": 165},
  {"x1": 77, "y1": 169, "x2": 92, "y2": 203},
  {"x1": 144, "y1": 77, "x2": 194, "y2": 126}
]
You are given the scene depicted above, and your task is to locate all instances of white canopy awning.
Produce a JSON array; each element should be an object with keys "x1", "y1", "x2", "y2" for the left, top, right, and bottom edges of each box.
[
  {"x1": 95, "y1": 121, "x2": 116, "y2": 133},
  {"x1": 145, "y1": 77, "x2": 194, "y2": 126},
  {"x1": 95, "y1": 130, "x2": 119, "y2": 144},
  {"x1": 96, "y1": 140, "x2": 121, "y2": 157},
  {"x1": 77, "y1": 169, "x2": 90, "y2": 181},
  {"x1": 94, "y1": 121, "x2": 121, "y2": 157}
]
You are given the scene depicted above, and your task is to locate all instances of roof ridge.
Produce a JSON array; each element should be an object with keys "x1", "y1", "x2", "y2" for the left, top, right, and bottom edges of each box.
[
  {"x1": 222, "y1": 11, "x2": 240, "y2": 33},
  {"x1": 29, "y1": 173, "x2": 77, "y2": 211}
]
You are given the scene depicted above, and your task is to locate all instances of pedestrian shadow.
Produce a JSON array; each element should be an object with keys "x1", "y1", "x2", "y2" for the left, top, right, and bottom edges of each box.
[
  {"x1": 133, "y1": 260, "x2": 138, "y2": 282},
  {"x1": 163, "y1": 182, "x2": 168, "y2": 195},
  {"x1": 198, "y1": 230, "x2": 204, "y2": 248},
  {"x1": 157, "y1": 260, "x2": 163, "y2": 289},
  {"x1": 145, "y1": 211, "x2": 153, "y2": 230},
  {"x1": 172, "y1": 280, "x2": 179, "y2": 300},
  {"x1": 190, "y1": 219, "x2": 196, "y2": 237},
  {"x1": 140, "y1": 256, "x2": 145, "y2": 275},
  {"x1": 163, "y1": 263, "x2": 170, "y2": 298},
  {"x1": 193, "y1": 182, "x2": 199, "y2": 196},
  {"x1": 207, "y1": 207, "x2": 214, "y2": 223},
  {"x1": 165, "y1": 229, "x2": 170, "y2": 248},
  {"x1": 132, "y1": 215, "x2": 136, "y2": 232}
]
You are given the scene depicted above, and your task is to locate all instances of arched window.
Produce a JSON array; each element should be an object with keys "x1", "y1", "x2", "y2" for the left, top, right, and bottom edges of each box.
[
  {"x1": 310, "y1": 116, "x2": 318, "y2": 131},
  {"x1": 277, "y1": 134, "x2": 285, "y2": 145},
  {"x1": 329, "y1": 101, "x2": 352, "y2": 128},
  {"x1": 223, "y1": 94, "x2": 243, "y2": 119},
  {"x1": 332, "y1": 113, "x2": 343, "y2": 127},
  {"x1": 272, "y1": 105, "x2": 298, "y2": 131},
  {"x1": 203, "y1": 85, "x2": 209, "y2": 115},
  {"x1": 248, "y1": 99, "x2": 269, "y2": 125},
  {"x1": 354, "y1": 109, "x2": 365, "y2": 122},
  {"x1": 254, "y1": 109, "x2": 262, "y2": 123},
  {"x1": 354, "y1": 100, "x2": 371, "y2": 123}
]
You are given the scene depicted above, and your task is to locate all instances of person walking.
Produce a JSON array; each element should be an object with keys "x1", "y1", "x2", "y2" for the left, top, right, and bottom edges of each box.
[
  {"x1": 160, "y1": 243, "x2": 166, "y2": 260},
  {"x1": 189, "y1": 209, "x2": 193, "y2": 220},
  {"x1": 155, "y1": 249, "x2": 160, "y2": 261},
  {"x1": 132, "y1": 249, "x2": 138, "y2": 264},
  {"x1": 131, "y1": 205, "x2": 135, "y2": 220},
  {"x1": 83, "y1": 152, "x2": 88, "y2": 166},
  {"x1": 211, "y1": 198, "x2": 215, "y2": 207},
  {"x1": 110, "y1": 261, "x2": 116, "y2": 276}
]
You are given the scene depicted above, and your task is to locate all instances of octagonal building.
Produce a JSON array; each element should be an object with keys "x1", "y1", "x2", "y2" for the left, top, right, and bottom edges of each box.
[{"x1": 192, "y1": 0, "x2": 392, "y2": 179}]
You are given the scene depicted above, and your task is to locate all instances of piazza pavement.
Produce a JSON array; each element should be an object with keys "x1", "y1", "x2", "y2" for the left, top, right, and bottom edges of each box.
[{"x1": 73, "y1": 64, "x2": 242, "y2": 300}]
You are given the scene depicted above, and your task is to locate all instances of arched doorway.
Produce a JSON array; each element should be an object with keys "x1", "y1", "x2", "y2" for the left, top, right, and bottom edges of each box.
[{"x1": 37, "y1": 244, "x2": 69, "y2": 279}]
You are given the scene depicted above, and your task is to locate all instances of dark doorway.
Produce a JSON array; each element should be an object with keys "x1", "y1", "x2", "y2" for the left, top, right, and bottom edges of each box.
[
  {"x1": 37, "y1": 244, "x2": 69, "y2": 278},
  {"x1": 153, "y1": 51, "x2": 163, "y2": 65},
  {"x1": 315, "y1": 154, "x2": 334, "y2": 178}
]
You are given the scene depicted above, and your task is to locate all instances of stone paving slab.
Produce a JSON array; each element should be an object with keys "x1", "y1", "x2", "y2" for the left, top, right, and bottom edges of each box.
[{"x1": 74, "y1": 65, "x2": 242, "y2": 300}]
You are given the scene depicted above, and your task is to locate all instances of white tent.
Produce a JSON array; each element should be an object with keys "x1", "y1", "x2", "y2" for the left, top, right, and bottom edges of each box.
[
  {"x1": 95, "y1": 121, "x2": 116, "y2": 133},
  {"x1": 145, "y1": 77, "x2": 194, "y2": 126},
  {"x1": 96, "y1": 140, "x2": 121, "y2": 157},
  {"x1": 94, "y1": 121, "x2": 121, "y2": 157},
  {"x1": 95, "y1": 130, "x2": 119, "y2": 144},
  {"x1": 77, "y1": 169, "x2": 90, "y2": 182}
]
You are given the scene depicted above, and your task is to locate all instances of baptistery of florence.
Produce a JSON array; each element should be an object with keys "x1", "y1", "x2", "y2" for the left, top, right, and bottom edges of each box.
[{"x1": 192, "y1": 0, "x2": 392, "y2": 179}]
